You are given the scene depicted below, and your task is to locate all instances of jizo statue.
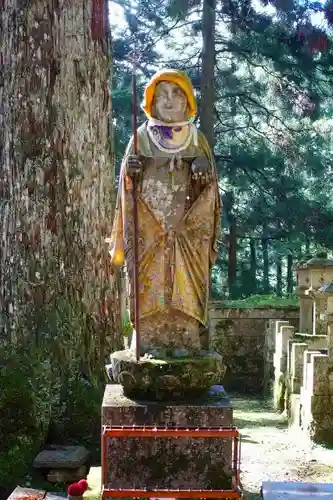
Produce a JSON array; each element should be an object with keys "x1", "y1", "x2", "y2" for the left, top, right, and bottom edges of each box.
[{"x1": 108, "y1": 69, "x2": 221, "y2": 354}]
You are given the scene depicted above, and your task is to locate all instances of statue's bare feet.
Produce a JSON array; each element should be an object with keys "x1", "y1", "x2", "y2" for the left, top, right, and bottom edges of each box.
[{"x1": 191, "y1": 156, "x2": 211, "y2": 185}]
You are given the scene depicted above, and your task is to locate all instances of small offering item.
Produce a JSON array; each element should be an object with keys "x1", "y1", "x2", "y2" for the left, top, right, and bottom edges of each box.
[{"x1": 67, "y1": 479, "x2": 88, "y2": 500}]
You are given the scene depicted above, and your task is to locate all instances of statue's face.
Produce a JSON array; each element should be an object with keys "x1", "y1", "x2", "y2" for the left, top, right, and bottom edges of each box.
[{"x1": 153, "y1": 81, "x2": 188, "y2": 122}]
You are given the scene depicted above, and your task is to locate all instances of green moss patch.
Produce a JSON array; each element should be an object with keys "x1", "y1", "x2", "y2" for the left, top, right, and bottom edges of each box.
[{"x1": 111, "y1": 350, "x2": 226, "y2": 401}]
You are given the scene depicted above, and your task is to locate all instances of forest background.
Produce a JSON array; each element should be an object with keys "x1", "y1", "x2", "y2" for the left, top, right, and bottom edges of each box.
[
  {"x1": 1, "y1": 0, "x2": 333, "y2": 493},
  {"x1": 111, "y1": 0, "x2": 333, "y2": 304}
]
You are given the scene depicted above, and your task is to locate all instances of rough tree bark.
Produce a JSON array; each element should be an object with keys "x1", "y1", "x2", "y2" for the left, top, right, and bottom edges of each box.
[{"x1": 0, "y1": 0, "x2": 120, "y2": 368}]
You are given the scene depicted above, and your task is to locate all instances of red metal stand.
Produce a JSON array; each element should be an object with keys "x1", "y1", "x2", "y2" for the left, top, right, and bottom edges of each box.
[{"x1": 102, "y1": 425, "x2": 242, "y2": 499}]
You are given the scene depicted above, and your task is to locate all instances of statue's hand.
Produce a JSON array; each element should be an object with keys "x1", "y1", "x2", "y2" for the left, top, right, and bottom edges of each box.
[
  {"x1": 125, "y1": 154, "x2": 145, "y2": 177},
  {"x1": 191, "y1": 156, "x2": 211, "y2": 184}
]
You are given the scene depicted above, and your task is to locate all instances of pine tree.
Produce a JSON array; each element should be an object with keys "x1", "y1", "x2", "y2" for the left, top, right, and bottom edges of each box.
[{"x1": 111, "y1": 0, "x2": 333, "y2": 298}]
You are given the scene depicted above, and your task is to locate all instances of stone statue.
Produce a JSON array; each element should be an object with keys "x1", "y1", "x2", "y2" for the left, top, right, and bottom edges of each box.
[{"x1": 107, "y1": 69, "x2": 225, "y2": 400}]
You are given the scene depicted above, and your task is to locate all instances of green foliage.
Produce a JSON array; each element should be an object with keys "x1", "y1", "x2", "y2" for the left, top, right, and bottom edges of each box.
[
  {"x1": 0, "y1": 436, "x2": 36, "y2": 488},
  {"x1": 51, "y1": 371, "x2": 104, "y2": 453},
  {"x1": 218, "y1": 294, "x2": 299, "y2": 309},
  {"x1": 122, "y1": 307, "x2": 133, "y2": 337},
  {"x1": 0, "y1": 346, "x2": 104, "y2": 486},
  {"x1": 0, "y1": 347, "x2": 44, "y2": 486},
  {"x1": 0, "y1": 297, "x2": 108, "y2": 487}
]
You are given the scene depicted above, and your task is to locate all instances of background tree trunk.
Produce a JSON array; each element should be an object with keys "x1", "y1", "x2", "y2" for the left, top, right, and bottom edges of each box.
[
  {"x1": 287, "y1": 253, "x2": 293, "y2": 294},
  {"x1": 0, "y1": 0, "x2": 120, "y2": 369},
  {"x1": 276, "y1": 257, "x2": 282, "y2": 296},
  {"x1": 200, "y1": 0, "x2": 216, "y2": 149},
  {"x1": 262, "y1": 227, "x2": 270, "y2": 294},
  {"x1": 249, "y1": 238, "x2": 257, "y2": 295},
  {"x1": 228, "y1": 214, "x2": 237, "y2": 298}
]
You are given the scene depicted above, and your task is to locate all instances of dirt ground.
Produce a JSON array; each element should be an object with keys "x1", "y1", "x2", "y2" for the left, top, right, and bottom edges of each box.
[{"x1": 234, "y1": 397, "x2": 333, "y2": 500}]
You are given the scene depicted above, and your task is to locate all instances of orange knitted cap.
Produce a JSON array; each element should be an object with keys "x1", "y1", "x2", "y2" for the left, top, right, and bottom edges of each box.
[{"x1": 141, "y1": 68, "x2": 197, "y2": 119}]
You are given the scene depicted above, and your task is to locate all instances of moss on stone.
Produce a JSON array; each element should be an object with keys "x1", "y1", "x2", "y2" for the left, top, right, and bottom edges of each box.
[
  {"x1": 218, "y1": 295, "x2": 299, "y2": 309},
  {"x1": 205, "y1": 461, "x2": 232, "y2": 489},
  {"x1": 311, "y1": 392, "x2": 333, "y2": 445},
  {"x1": 106, "y1": 435, "x2": 233, "y2": 491},
  {"x1": 111, "y1": 350, "x2": 226, "y2": 401},
  {"x1": 273, "y1": 373, "x2": 286, "y2": 413},
  {"x1": 285, "y1": 376, "x2": 292, "y2": 419}
]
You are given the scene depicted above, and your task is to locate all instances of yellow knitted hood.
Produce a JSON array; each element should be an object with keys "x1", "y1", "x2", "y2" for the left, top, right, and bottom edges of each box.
[{"x1": 141, "y1": 68, "x2": 197, "y2": 119}]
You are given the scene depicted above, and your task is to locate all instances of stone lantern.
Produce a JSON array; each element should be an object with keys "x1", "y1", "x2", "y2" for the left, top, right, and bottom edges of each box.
[
  {"x1": 296, "y1": 256, "x2": 333, "y2": 334},
  {"x1": 317, "y1": 282, "x2": 333, "y2": 359},
  {"x1": 306, "y1": 257, "x2": 333, "y2": 288}
]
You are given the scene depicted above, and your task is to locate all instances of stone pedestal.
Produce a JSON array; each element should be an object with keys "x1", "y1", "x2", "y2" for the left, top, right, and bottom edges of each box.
[
  {"x1": 110, "y1": 349, "x2": 226, "y2": 401},
  {"x1": 102, "y1": 384, "x2": 233, "y2": 490}
]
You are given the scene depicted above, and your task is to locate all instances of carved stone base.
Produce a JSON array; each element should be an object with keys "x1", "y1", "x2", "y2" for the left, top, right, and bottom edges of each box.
[
  {"x1": 110, "y1": 349, "x2": 226, "y2": 401},
  {"x1": 102, "y1": 385, "x2": 233, "y2": 490}
]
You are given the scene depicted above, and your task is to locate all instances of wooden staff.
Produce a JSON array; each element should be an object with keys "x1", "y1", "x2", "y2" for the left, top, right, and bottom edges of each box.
[{"x1": 131, "y1": 55, "x2": 140, "y2": 362}]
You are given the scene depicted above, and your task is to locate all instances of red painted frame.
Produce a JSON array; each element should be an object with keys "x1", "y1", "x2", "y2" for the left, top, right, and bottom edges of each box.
[{"x1": 102, "y1": 425, "x2": 242, "y2": 499}]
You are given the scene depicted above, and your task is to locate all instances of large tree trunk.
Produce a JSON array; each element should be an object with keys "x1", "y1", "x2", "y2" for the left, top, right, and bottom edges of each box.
[
  {"x1": 0, "y1": 0, "x2": 120, "y2": 369},
  {"x1": 200, "y1": 0, "x2": 216, "y2": 149}
]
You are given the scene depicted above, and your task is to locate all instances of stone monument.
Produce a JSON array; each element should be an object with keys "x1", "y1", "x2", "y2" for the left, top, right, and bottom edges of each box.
[
  {"x1": 102, "y1": 69, "x2": 233, "y2": 493},
  {"x1": 296, "y1": 255, "x2": 333, "y2": 334},
  {"x1": 299, "y1": 280, "x2": 333, "y2": 443}
]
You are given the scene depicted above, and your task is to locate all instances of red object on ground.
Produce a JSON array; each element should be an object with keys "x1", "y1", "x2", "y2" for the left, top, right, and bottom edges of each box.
[
  {"x1": 78, "y1": 480, "x2": 89, "y2": 492},
  {"x1": 67, "y1": 479, "x2": 89, "y2": 496}
]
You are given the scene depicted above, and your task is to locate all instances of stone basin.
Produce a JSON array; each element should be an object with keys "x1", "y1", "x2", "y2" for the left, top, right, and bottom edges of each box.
[{"x1": 110, "y1": 349, "x2": 226, "y2": 401}]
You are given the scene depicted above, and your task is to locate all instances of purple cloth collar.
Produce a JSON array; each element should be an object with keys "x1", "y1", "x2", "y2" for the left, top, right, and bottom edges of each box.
[{"x1": 153, "y1": 125, "x2": 182, "y2": 140}]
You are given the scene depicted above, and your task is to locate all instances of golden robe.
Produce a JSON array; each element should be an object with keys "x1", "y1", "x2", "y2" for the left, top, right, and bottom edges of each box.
[{"x1": 108, "y1": 124, "x2": 221, "y2": 350}]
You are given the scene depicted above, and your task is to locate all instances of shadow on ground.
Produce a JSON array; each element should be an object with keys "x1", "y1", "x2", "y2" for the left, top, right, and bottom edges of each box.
[
  {"x1": 235, "y1": 417, "x2": 287, "y2": 429},
  {"x1": 232, "y1": 395, "x2": 287, "y2": 429},
  {"x1": 243, "y1": 491, "x2": 261, "y2": 500}
]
